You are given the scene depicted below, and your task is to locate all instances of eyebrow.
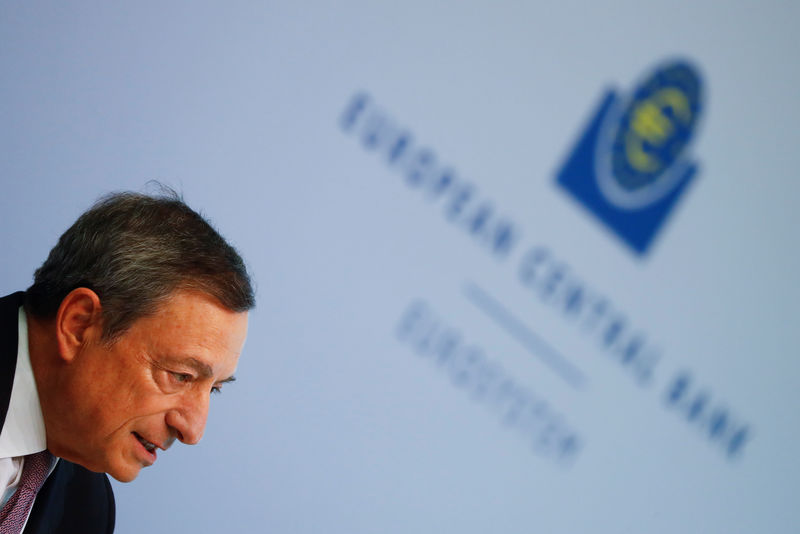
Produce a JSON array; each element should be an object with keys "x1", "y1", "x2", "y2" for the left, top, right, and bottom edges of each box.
[{"x1": 181, "y1": 357, "x2": 237, "y2": 384}]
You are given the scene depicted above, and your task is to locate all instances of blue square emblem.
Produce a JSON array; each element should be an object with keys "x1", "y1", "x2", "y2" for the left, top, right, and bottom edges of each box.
[{"x1": 556, "y1": 61, "x2": 702, "y2": 256}]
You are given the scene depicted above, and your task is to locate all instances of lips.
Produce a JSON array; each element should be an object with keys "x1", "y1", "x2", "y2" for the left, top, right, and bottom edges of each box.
[{"x1": 133, "y1": 432, "x2": 159, "y2": 464}]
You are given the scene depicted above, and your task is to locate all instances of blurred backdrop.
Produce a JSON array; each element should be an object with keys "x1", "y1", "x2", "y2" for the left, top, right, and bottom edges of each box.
[{"x1": 1, "y1": 2, "x2": 798, "y2": 533}]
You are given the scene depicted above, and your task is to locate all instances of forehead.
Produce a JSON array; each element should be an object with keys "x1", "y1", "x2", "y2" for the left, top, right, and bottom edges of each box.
[{"x1": 126, "y1": 290, "x2": 249, "y2": 374}]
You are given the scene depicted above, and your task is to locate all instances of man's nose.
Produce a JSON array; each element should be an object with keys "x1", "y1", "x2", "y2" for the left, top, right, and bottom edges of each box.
[{"x1": 165, "y1": 389, "x2": 210, "y2": 445}]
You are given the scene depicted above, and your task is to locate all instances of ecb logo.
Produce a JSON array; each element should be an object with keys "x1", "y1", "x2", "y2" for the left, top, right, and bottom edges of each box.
[{"x1": 556, "y1": 59, "x2": 703, "y2": 255}]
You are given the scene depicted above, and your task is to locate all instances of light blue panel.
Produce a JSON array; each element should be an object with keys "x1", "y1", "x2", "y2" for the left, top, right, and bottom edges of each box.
[{"x1": 1, "y1": 1, "x2": 799, "y2": 533}]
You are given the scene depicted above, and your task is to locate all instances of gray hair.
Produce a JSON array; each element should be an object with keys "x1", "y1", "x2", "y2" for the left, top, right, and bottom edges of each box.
[{"x1": 25, "y1": 189, "x2": 255, "y2": 341}]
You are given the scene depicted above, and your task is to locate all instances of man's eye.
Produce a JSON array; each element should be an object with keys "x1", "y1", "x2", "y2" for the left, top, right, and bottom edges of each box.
[
  {"x1": 171, "y1": 372, "x2": 192, "y2": 383},
  {"x1": 210, "y1": 385, "x2": 222, "y2": 395}
]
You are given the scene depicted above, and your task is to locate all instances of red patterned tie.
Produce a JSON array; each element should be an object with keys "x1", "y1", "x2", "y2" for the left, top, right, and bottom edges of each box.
[{"x1": 0, "y1": 451, "x2": 55, "y2": 534}]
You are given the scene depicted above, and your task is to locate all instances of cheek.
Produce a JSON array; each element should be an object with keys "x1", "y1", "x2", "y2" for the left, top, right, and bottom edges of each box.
[{"x1": 72, "y1": 371, "x2": 157, "y2": 432}]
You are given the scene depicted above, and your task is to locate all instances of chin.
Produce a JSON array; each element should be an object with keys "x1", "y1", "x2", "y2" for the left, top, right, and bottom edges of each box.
[
  {"x1": 106, "y1": 453, "x2": 145, "y2": 482},
  {"x1": 72, "y1": 453, "x2": 143, "y2": 483},
  {"x1": 106, "y1": 463, "x2": 142, "y2": 483}
]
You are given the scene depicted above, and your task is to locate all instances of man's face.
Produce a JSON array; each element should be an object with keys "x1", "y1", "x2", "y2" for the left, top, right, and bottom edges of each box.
[{"x1": 51, "y1": 290, "x2": 248, "y2": 482}]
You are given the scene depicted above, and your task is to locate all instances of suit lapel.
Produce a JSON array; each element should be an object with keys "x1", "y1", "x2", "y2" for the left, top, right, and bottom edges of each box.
[{"x1": 0, "y1": 292, "x2": 26, "y2": 432}]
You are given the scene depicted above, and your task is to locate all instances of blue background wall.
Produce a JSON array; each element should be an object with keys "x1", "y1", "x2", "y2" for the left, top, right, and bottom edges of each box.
[{"x1": 2, "y1": 2, "x2": 799, "y2": 532}]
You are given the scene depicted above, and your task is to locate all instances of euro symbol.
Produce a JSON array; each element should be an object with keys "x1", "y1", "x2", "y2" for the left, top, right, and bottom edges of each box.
[{"x1": 625, "y1": 88, "x2": 692, "y2": 173}]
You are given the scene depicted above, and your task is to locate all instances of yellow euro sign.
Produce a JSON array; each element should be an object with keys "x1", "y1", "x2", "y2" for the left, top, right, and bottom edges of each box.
[{"x1": 625, "y1": 88, "x2": 692, "y2": 173}]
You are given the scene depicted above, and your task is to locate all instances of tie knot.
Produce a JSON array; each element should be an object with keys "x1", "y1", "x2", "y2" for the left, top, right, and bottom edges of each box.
[{"x1": 0, "y1": 450, "x2": 56, "y2": 533}]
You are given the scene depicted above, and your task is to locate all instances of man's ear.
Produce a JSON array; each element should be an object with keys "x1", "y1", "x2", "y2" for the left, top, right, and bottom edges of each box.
[{"x1": 55, "y1": 288, "x2": 103, "y2": 363}]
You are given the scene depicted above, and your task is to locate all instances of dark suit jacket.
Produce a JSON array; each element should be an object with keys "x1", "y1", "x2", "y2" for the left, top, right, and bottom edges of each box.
[{"x1": 0, "y1": 292, "x2": 115, "y2": 534}]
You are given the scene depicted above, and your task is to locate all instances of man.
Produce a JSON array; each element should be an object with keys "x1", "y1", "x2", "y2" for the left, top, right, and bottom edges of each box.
[{"x1": 0, "y1": 191, "x2": 254, "y2": 533}]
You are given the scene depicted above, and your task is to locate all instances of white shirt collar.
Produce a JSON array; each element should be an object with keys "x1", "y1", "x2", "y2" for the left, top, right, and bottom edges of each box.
[{"x1": 0, "y1": 307, "x2": 48, "y2": 458}]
